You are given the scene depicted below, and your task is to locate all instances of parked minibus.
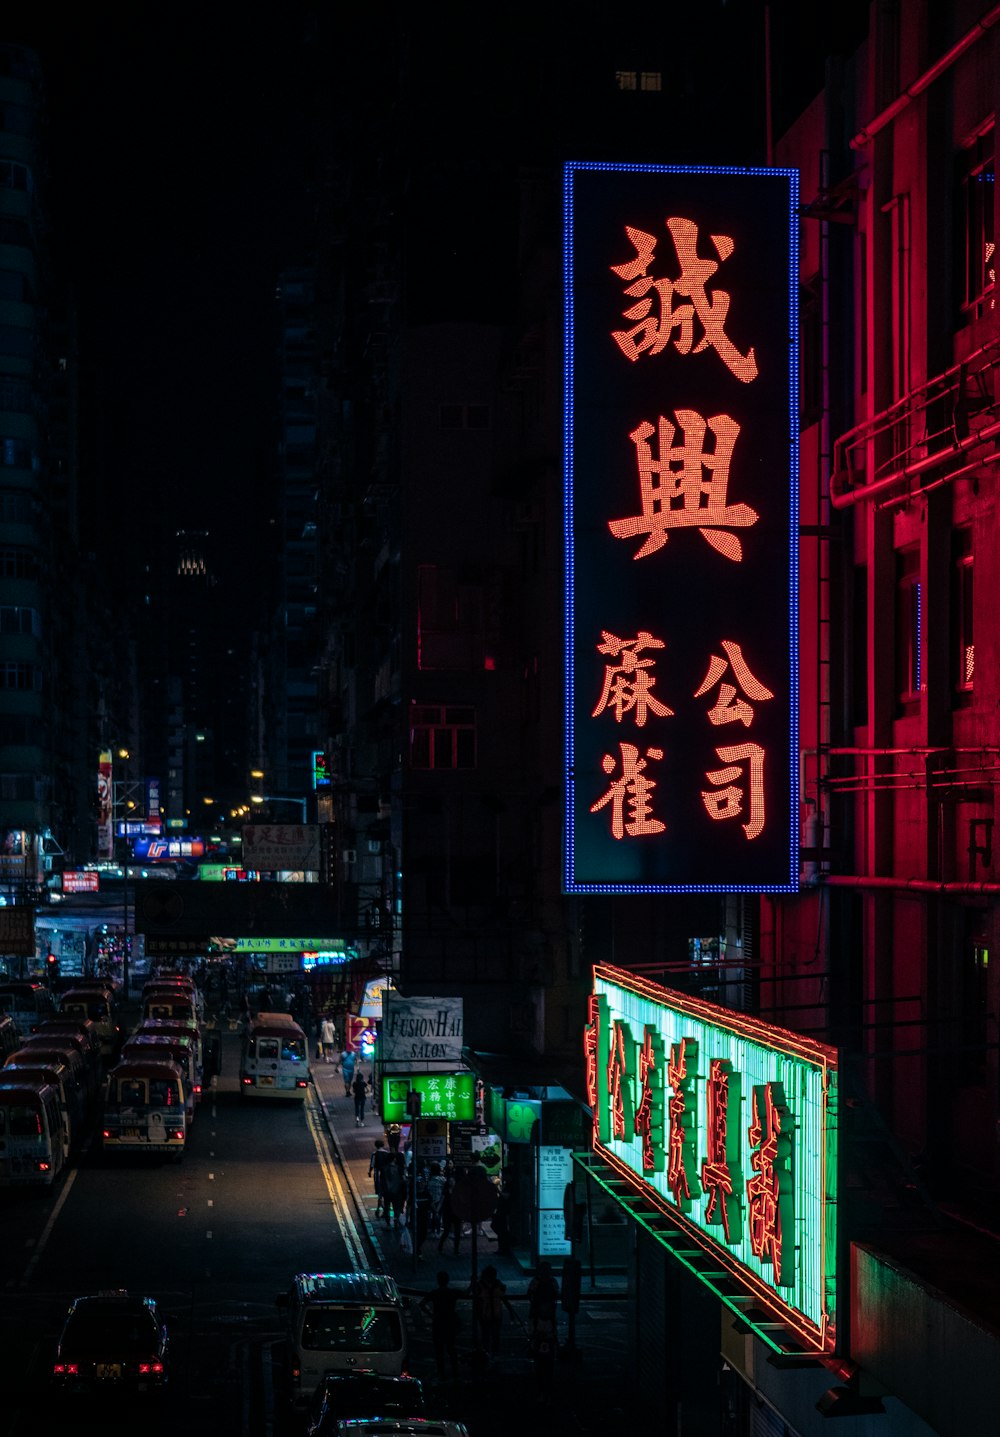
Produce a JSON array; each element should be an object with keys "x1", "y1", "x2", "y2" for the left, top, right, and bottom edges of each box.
[
  {"x1": 120, "y1": 1034, "x2": 197, "y2": 1125},
  {"x1": 2, "y1": 1056, "x2": 85, "y2": 1153},
  {"x1": 0, "y1": 1079, "x2": 68, "y2": 1187},
  {"x1": 0, "y1": 1014, "x2": 20, "y2": 1065},
  {"x1": 101, "y1": 1057, "x2": 187, "y2": 1161},
  {"x1": 142, "y1": 989, "x2": 200, "y2": 1026},
  {"x1": 135, "y1": 1018, "x2": 204, "y2": 1101},
  {"x1": 240, "y1": 1013, "x2": 310, "y2": 1099},
  {"x1": 9, "y1": 1041, "x2": 93, "y2": 1121},
  {"x1": 35, "y1": 1016, "x2": 103, "y2": 1069},
  {"x1": 0, "y1": 981, "x2": 55, "y2": 1039},
  {"x1": 19, "y1": 1030, "x2": 101, "y2": 1106},
  {"x1": 58, "y1": 985, "x2": 120, "y2": 1063}
]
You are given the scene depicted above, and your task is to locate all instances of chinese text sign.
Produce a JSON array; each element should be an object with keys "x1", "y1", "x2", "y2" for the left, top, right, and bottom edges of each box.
[
  {"x1": 564, "y1": 162, "x2": 799, "y2": 891},
  {"x1": 586, "y1": 964, "x2": 837, "y2": 1352}
]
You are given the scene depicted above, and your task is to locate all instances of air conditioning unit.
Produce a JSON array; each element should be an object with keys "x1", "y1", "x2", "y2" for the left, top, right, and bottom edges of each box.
[{"x1": 343, "y1": 849, "x2": 357, "y2": 865}]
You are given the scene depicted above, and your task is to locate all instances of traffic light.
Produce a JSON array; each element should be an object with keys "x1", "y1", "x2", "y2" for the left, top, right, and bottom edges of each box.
[{"x1": 46, "y1": 953, "x2": 60, "y2": 985}]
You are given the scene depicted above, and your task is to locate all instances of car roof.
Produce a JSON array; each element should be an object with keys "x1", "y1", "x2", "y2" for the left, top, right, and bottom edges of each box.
[
  {"x1": 293, "y1": 1272, "x2": 401, "y2": 1304},
  {"x1": 66, "y1": 1292, "x2": 160, "y2": 1317},
  {"x1": 333, "y1": 1423, "x2": 466, "y2": 1437}
]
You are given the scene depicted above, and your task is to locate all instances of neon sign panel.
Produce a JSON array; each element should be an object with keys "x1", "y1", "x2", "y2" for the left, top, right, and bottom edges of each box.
[
  {"x1": 564, "y1": 161, "x2": 799, "y2": 892},
  {"x1": 586, "y1": 964, "x2": 838, "y2": 1352}
]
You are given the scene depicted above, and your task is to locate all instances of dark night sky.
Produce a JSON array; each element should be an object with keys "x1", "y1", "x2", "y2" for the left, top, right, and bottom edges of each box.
[{"x1": 4, "y1": 2, "x2": 871, "y2": 588}]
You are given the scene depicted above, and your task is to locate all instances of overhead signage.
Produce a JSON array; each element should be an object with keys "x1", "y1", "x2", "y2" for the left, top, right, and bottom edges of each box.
[
  {"x1": 382, "y1": 1072, "x2": 476, "y2": 1123},
  {"x1": 241, "y1": 824, "x2": 321, "y2": 871},
  {"x1": 232, "y1": 936, "x2": 348, "y2": 955},
  {"x1": 312, "y1": 751, "x2": 332, "y2": 789},
  {"x1": 564, "y1": 161, "x2": 799, "y2": 892},
  {"x1": 97, "y1": 750, "x2": 113, "y2": 861},
  {"x1": 61, "y1": 870, "x2": 100, "y2": 894},
  {"x1": 586, "y1": 964, "x2": 838, "y2": 1353}
]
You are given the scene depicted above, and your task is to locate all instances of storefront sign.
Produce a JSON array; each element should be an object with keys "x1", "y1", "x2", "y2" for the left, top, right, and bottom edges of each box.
[
  {"x1": 382, "y1": 1072, "x2": 476, "y2": 1123},
  {"x1": 586, "y1": 964, "x2": 838, "y2": 1352},
  {"x1": 564, "y1": 161, "x2": 799, "y2": 892},
  {"x1": 381, "y1": 994, "x2": 464, "y2": 1064}
]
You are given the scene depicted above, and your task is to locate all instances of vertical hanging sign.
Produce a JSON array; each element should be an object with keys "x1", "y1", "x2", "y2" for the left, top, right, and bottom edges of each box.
[{"x1": 564, "y1": 162, "x2": 799, "y2": 892}]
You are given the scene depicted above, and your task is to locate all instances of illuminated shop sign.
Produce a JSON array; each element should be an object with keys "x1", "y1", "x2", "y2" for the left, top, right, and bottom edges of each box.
[
  {"x1": 586, "y1": 965, "x2": 837, "y2": 1353},
  {"x1": 382, "y1": 1072, "x2": 476, "y2": 1123},
  {"x1": 564, "y1": 161, "x2": 799, "y2": 892}
]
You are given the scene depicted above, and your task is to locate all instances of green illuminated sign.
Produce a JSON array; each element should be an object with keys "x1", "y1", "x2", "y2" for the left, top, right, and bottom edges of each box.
[
  {"x1": 382, "y1": 1072, "x2": 476, "y2": 1123},
  {"x1": 586, "y1": 964, "x2": 838, "y2": 1353}
]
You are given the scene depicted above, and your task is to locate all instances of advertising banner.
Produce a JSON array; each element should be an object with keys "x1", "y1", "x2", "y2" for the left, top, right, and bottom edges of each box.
[
  {"x1": 241, "y1": 824, "x2": 321, "y2": 872},
  {"x1": 564, "y1": 161, "x2": 799, "y2": 892},
  {"x1": 97, "y1": 750, "x2": 113, "y2": 861}
]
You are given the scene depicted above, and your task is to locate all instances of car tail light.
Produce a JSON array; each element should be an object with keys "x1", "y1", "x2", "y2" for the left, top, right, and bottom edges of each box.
[
  {"x1": 36, "y1": 1161, "x2": 50, "y2": 1172},
  {"x1": 290, "y1": 1357, "x2": 301, "y2": 1384},
  {"x1": 296, "y1": 1078, "x2": 308, "y2": 1088},
  {"x1": 138, "y1": 1361, "x2": 164, "y2": 1375},
  {"x1": 194, "y1": 1083, "x2": 202, "y2": 1095},
  {"x1": 102, "y1": 1129, "x2": 111, "y2": 1139},
  {"x1": 169, "y1": 1129, "x2": 184, "y2": 1141},
  {"x1": 241, "y1": 1076, "x2": 252, "y2": 1085},
  {"x1": 53, "y1": 1362, "x2": 78, "y2": 1376}
]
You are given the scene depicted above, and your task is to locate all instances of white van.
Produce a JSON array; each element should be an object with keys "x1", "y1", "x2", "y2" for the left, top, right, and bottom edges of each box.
[{"x1": 277, "y1": 1271, "x2": 407, "y2": 1408}]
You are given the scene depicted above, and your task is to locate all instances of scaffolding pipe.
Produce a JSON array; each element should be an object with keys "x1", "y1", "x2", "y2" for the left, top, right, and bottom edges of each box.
[
  {"x1": 850, "y1": 4, "x2": 1000, "y2": 149},
  {"x1": 824, "y1": 874, "x2": 1000, "y2": 896}
]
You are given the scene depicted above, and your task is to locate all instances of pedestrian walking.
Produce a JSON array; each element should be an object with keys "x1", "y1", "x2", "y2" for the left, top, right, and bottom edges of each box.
[
  {"x1": 427, "y1": 1162, "x2": 446, "y2": 1236},
  {"x1": 527, "y1": 1261, "x2": 560, "y2": 1401},
  {"x1": 436, "y1": 1164, "x2": 462, "y2": 1255},
  {"x1": 319, "y1": 1015, "x2": 336, "y2": 1062},
  {"x1": 473, "y1": 1264, "x2": 514, "y2": 1357},
  {"x1": 382, "y1": 1145, "x2": 407, "y2": 1229},
  {"x1": 341, "y1": 1048, "x2": 356, "y2": 1097},
  {"x1": 369, "y1": 1138, "x2": 390, "y2": 1218},
  {"x1": 352, "y1": 1068, "x2": 369, "y2": 1125},
  {"x1": 419, "y1": 1271, "x2": 464, "y2": 1381}
]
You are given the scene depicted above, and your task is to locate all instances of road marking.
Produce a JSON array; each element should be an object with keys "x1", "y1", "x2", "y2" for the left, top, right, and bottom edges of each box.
[
  {"x1": 21, "y1": 1168, "x2": 78, "y2": 1283},
  {"x1": 305, "y1": 1093, "x2": 366, "y2": 1270}
]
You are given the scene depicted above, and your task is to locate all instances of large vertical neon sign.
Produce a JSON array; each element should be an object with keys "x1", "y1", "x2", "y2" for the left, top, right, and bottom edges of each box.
[
  {"x1": 587, "y1": 965, "x2": 838, "y2": 1353},
  {"x1": 564, "y1": 162, "x2": 799, "y2": 892}
]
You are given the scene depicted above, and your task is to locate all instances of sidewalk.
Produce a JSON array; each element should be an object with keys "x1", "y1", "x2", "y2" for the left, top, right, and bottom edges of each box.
[{"x1": 310, "y1": 1059, "x2": 632, "y2": 1433}]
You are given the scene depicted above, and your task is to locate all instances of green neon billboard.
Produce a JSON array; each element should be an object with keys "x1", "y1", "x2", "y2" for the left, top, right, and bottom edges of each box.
[
  {"x1": 585, "y1": 964, "x2": 838, "y2": 1353},
  {"x1": 382, "y1": 1072, "x2": 476, "y2": 1123}
]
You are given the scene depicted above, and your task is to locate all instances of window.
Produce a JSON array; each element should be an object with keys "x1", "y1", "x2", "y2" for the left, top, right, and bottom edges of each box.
[
  {"x1": 959, "y1": 127, "x2": 995, "y2": 314},
  {"x1": 0, "y1": 438, "x2": 39, "y2": 471},
  {"x1": 410, "y1": 703, "x2": 476, "y2": 769},
  {"x1": 417, "y1": 565, "x2": 486, "y2": 670},
  {"x1": 0, "y1": 160, "x2": 31, "y2": 192},
  {"x1": 0, "y1": 606, "x2": 41, "y2": 636},
  {"x1": 0, "y1": 663, "x2": 42, "y2": 691},
  {"x1": 0, "y1": 492, "x2": 34, "y2": 523},
  {"x1": 895, "y1": 547, "x2": 921, "y2": 710},
  {"x1": 615, "y1": 71, "x2": 637, "y2": 91},
  {"x1": 640, "y1": 72, "x2": 662, "y2": 92},
  {"x1": 0, "y1": 549, "x2": 41, "y2": 580}
]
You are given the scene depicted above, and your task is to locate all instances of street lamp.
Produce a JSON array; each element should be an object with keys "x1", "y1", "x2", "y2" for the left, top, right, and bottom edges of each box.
[{"x1": 250, "y1": 794, "x2": 308, "y2": 821}]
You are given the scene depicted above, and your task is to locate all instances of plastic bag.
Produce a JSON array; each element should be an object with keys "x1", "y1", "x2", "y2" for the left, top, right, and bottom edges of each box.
[{"x1": 399, "y1": 1225, "x2": 413, "y2": 1255}]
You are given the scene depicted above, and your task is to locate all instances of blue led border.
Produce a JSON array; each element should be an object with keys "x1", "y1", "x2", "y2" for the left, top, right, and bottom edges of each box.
[{"x1": 562, "y1": 160, "x2": 801, "y2": 895}]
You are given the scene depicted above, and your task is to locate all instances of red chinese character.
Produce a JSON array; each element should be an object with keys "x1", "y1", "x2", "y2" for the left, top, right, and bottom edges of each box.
[
  {"x1": 610, "y1": 218, "x2": 758, "y2": 383},
  {"x1": 609, "y1": 412, "x2": 758, "y2": 563},
  {"x1": 701, "y1": 1057, "x2": 742, "y2": 1244},
  {"x1": 700, "y1": 741, "x2": 766, "y2": 840},
  {"x1": 694, "y1": 641, "x2": 774, "y2": 727},
  {"x1": 607, "y1": 1019, "x2": 636, "y2": 1141},
  {"x1": 593, "y1": 630, "x2": 675, "y2": 726},
  {"x1": 590, "y1": 742, "x2": 666, "y2": 839},
  {"x1": 634, "y1": 1025, "x2": 666, "y2": 1172},
  {"x1": 746, "y1": 1081, "x2": 794, "y2": 1287},
  {"x1": 666, "y1": 1036, "x2": 701, "y2": 1211}
]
